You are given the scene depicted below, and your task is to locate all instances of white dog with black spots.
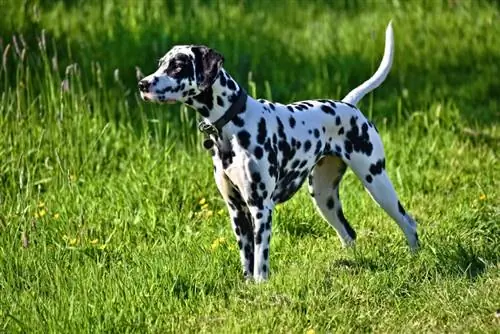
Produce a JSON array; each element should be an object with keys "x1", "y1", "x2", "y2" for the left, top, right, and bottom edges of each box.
[{"x1": 138, "y1": 22, "x2": 419, "y2": 282}]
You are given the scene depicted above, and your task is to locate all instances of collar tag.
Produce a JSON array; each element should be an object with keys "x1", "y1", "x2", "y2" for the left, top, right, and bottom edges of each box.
[{"x1": 198, "y1": 121, "x2": 219, "y2": 136}]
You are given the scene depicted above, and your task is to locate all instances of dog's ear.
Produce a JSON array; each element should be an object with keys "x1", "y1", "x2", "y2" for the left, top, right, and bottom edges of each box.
[{"x1": 192, "y1": 46, "x2": 224, "y2": 91}]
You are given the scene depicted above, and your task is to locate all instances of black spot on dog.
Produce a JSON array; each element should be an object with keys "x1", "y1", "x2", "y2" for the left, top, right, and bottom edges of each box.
[
  {"x1": 365, "y1": 175, "x2": 373, "y2": 183},
  {"x1": 263, "y1": 248, "x2": 269, "y2": 260},
  {"x1": 326, "y1": 197, "x2": 335, "y2": 209},
  {"x1": 216, "y1": 96, "x2": 224, "y2": 107},
  {"x1": 335, "y1": 116, "x2": 341, "y2": 126},
  {"x1": 369, "y1": 159, "x2": 385, "y2": 176},
  {"x1": 219, "y1": 72, "x2": 227, "y2": 86},
  {"x1": 398, "y1": 201, "x2": 406, "y2": 216},
  {"x1": 289, "y1": 116, "x2": 296, "y2": 128},
  {"x1": 321, "y1": 105, "x2": 336, "y2": 115},
  {"x1": 227, "y1": 79, "x2": 236, "y2": 90},
  {"x1": 346, "y1": 116, "x2": 373, "y2": 156},
  {"x1": 237, "y1": 130, "x2": 251, "y2": 149},
  {"x1": 344, "y1": 140, "x2": 353, "y2": 153},
  {"x1": 232, "y1": 116, "x2": 244, "y2": 127},
  {"x1": 254, "y1": 146, "x2": 263, "y2": 159},
  {"x1": 314, "y1": 140, "x2": 322, "y2": 155},
  {"x1": 193, "y1": 86, "x2": 214, "y2": 110},
  {"x1": 257, "y1": 118, "x2": 267, "y2": 144},
  {"x1": 338, "y1": 127, "x2": 344, "y2": 135},
  {"x1": 313, "y1": 129, "x2": 320, "y2": 138},
  {"x1": 304, "y1": 140, "x2": 312, "y2": 152},
  {"x1": 244, "y1": 244, "x2": 252, "y2": 259},
  {"x1": 337, "y1": 208, "x2": 356, "y2": 240}
]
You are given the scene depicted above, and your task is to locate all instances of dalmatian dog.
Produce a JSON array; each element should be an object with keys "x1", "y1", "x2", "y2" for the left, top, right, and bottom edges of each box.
[{"x1": 138, "y1": 22, "x2": 419, "y2": 282}]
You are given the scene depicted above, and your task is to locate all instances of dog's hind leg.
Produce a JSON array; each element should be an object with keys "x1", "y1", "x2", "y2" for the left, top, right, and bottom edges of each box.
[
  {"x1": 348, "y1": 154, "x2": 419, "y2": 251},
  {"x1": 308, "y1": 155, "x2": 357, "y2": 246}
]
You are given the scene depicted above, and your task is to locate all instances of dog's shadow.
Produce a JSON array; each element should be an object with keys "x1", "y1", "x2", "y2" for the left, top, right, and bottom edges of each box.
[{"x1": 327, "y1": 241, "x2": 493, "y2": 283}]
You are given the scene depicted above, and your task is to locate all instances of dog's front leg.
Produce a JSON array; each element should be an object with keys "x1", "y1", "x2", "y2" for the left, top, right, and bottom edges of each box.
[
  {"x1": 214, "y1": 166, "x2": 255, "y2": 279},
  {"x1": 248, "y1": 204, "x2": 273, "y2": 282},
  {"x1": 227, "y1": 204, "x2": 255, "y2": 279}
]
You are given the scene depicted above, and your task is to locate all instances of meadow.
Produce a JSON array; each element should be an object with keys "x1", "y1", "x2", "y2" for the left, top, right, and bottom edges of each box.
[{"x1": 0, "y1": 0, "x2": 499, "y2": 332}]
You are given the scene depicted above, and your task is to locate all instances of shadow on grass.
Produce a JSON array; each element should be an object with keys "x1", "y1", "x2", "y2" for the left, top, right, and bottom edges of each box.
[{"x1": 329, "y1": 240, "x2": 495, "y2": 282}]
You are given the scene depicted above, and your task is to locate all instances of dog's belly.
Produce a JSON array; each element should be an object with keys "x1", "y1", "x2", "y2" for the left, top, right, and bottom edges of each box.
[
  {"x1": 271, "y1": 157, "x2": 317, "y2": 204},
  {"x1": 272, "y1": 171, "x2": 309, "y2": 203}
]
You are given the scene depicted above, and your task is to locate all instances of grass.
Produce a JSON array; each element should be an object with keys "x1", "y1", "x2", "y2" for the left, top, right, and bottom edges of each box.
[{"x1": 0, "y1": 0, "x2": 499, "y2": 332}]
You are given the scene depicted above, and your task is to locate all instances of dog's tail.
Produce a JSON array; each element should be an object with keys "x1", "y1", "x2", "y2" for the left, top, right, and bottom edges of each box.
[{"x1": 342, "y1": 21, "x2": 394, "y2": 106}]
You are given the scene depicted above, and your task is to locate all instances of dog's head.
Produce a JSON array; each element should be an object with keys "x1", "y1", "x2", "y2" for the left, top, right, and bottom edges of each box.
[{"x1": 138, "y1": 45, "x2": 224, "y2": 104}]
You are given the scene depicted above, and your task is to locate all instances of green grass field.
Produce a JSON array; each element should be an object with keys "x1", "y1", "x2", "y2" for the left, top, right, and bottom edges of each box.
[{"x1": 1, "y1": 0, "x2": 499, "y2": 332}]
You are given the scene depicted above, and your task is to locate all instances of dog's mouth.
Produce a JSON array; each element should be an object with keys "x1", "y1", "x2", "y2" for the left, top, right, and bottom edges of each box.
[{"x1": 141, "y1": 92, "x2": 177, "y2": 104}]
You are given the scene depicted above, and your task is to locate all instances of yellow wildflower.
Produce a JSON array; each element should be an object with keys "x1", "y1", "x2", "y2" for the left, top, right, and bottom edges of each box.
[
  {"x1": 479, "y1": 194, "x2": 486, "y2": 200},
  {"x1": 38, "y1": 201, "x2": 45, "y2": 208},
  {"x1": 201, "y1": 203, "x2": 209, "y2": 210},
  {"x1": 211, "y1": 237, "x2": 226, "y2": 251},
  {"x1": 90, "y1": 239, "x2": 99, "y2": 244},
  {"x1": 306, "y1": 329, "x2": 315, "y2": 334},
  {"x1": 217, "y1": 209, "x2": 225, "y2": 216},
  {"x1": 199, "y1": 198, "x2": 206, "y2": 205},
  {"x1": 69, "y1": 237, "x2": 78, "y2": 246},
  {"x1": 38, "y1": 209, "x2": 47, "y2": 218},
  {"x1": 53, "y1": 213, "x2": 60, "y2": 219}
]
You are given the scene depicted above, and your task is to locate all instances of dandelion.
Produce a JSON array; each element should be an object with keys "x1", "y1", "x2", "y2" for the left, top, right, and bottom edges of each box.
[
  {"x1": 90, "y1": 239, "x2": 99, "y2": 244},
  {"x1": 69, "y1": 237, "x2": 78, "y2": 246},
  {"x1": 306, "y1": 329, "x2": 315, "y2": 334},
  {"x1": 201, "y1": 203, "x2": 209, "y2": 211},
  {"x1": 199, "y1": 198, "x2": 206, "y2": 205},
  {"x1": 53, "y1": 213, "x2": 60, "y2": 219},
  {"x1": 205, "y1": 210, "x2": 213, "y2": 218},
  {"x1": 98, "y1": 244, "x2": 106, "y2": 250},
  {"x1": 38, "y1": 209, "x2": 47, "y2": 218},
  {"x1": 479, "y1": 194, "x2": 486, "y2": 200},
  {"x1": 38, "y1": 201, "x2": 45, "y2": 208},
  {"x1": 211, "y1": 237, "x2": 226, "y2": 251},
  {"x1": 217, "y1": 209, "x2": 225, "y2": 216}
]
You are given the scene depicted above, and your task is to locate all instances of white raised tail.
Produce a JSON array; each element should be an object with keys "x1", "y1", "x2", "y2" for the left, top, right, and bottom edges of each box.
[{"x1": 342, "y1": 21, "x2": 394, "y2": 106}]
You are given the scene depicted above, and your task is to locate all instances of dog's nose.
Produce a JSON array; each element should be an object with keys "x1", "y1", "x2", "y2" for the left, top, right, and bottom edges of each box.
[{"x1": 138, "y1": 80, "x2": 150, "y2": 92}]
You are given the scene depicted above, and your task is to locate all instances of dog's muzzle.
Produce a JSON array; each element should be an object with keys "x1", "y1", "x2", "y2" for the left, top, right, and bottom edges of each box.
[{"x1": 138, "y1": 80, "x2": 150, "y2": 93}]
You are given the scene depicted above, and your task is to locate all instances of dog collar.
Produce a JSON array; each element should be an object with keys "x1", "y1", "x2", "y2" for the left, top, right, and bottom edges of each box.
[{"x1": 198, "y1": 88, "x2": 247, "y2": 138}]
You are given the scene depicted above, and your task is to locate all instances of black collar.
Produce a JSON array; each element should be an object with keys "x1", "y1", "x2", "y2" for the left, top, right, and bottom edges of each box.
[{"x1": 198, "y1": 88, "x2": 247, "y2": 137}]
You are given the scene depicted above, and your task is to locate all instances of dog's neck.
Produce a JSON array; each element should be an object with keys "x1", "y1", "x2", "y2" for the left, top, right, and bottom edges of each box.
[{"x1": 186, "y1": 69, "x2": 245, "y2": 124}]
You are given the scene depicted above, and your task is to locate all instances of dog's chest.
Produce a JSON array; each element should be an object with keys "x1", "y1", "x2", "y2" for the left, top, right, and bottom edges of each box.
[{"x1": 214, "y1": 108, "x2": 327, "y2": 204}]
